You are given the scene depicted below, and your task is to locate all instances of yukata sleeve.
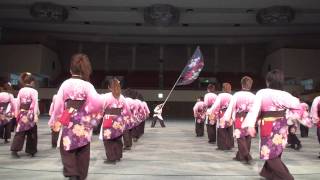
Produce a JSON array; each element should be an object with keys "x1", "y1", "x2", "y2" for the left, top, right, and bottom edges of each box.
[
  {"x1": 8, "y1": 94, "x2": 16, "y2": 115},
  {"x1": 49, "y1": 84, "x2": 65, "y2": 126},
  {"x1": 222, "y1": 94, "x2": 237, "y2": 122},
  {"x1": 208, "y1": 96, "x2": 221, "y2": 117},
  {"x1": 311, "y1": 96, "x2": 320, "y2": 124},
  {"x1": 242, "y1": 92, "x2": 262, "y2": 128},
  {"x1": 281, "y1": 93, "x2": 312, "y2": 127},
  {"x1": 193, "y1": 103, "x2": 199, "y2": 118}
]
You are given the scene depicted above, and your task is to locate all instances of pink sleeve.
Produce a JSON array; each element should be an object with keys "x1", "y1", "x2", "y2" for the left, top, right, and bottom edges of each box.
[
  {"x1": 49, "y1": 95, "x2": 56, "y2": 116},
  {"x1": 9, "y1": 94, "x2": 15, "y2": 114},
  {"x1": 145, "y1": 102, "x2": 150, "y2": 115},
  {"x1": 85, "y1": 83, "x2": 103, "y2": 114},
  {"x1": 193, "y1": 103, "x2": 199, "y2": 117},
  {"x1": 311, "y1": 96, "x2": 320, "y2": 123},
  {"x1": 49, "y1": 84, "x2": 65, "y2": 125},
  {"x1": 223, "y1": 94, "x2": 237, "y2": 121},
  {"x1": 15, "y1": 93, "x2": 21, "y2": 117},
  {"x1": 242, "y1": 93, "x2": 262, "y2": 128},
  {"x1": 32, "y1": 90, "x2": 39, "y2": 116},
  {"x1": 209, "y1": 95, "x2": 221, "y2": 115}
]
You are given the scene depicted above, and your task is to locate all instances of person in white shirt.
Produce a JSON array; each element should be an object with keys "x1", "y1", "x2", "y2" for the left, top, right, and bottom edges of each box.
[{"x1": 151, "y1": 103, "x2": 165, "y2": 128}]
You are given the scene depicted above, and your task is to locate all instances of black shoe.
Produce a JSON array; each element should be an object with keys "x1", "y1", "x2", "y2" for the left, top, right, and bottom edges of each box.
[
  {"x1": 295, "y1": 144, "x2": 302, "y2": 150},
  {"x1": 104, "y1": 160, "x2": 116, "y2": 165},
  {"x1": 208, "y1": 141, "x2": 216, "y2": 144},
  {"x1": 4, "y1": 139, "x2": 10, "y2": 144},
  {"x1": 11, "y1": 151, "x2": 20, "y2": 159},
  {"x1": 123, "y1": 146, "x2": 131, "y2": 150},
  {"x1": 133, "y1": 138, "x2": 138, "y2": 142},
  {"x1": 30, "y1": 153, "x2": 36, "y2": 157}
]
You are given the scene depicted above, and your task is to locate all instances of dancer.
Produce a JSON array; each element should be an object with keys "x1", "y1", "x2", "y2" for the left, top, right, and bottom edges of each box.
[
  {"x1": 222, "y1": 76, "x2": 254, "y2": 163},
  {"x1": 100, "y1": 78, "x2": 131, "y2": 164},
  {"x1": 49, "y1": 53, "x2": 102, "y2": 180},
  {"x1": 193, "y1": 97, "x2": 206, "y2": 137},
  {"x1": 204, "y1": 84, "x2": 217, "y2": 144},
  {"x1": 151, "y1": 103, "x2": 165, "y2": 128},
  {"x1": 208, "y1": 83, "x2": 233, "y2": 150},
  {"x1": 310, "y1": 96, "x2": 320, "y2": 158},
  {"x1": 11, "y1": 72, "x2": 39, "y2": 158},
  {"x1": 0, "y1": 83, "x2": 15, "y2": 143},
  {"x1": 243, "y1": 69, "x2": 312, "y2": 180},
  {"x1": 132, "y1": 99, "x2": 144, "y2": 141},
  {"x1": 48, "y1": 94, "x2": 61, "y2": 148},
  {"x1": 122, "y1": 97, "x2": 136, "y2": 150}
]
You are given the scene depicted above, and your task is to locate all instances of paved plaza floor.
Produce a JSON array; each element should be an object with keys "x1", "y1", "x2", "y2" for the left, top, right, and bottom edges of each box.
[{"x1": 0, "y1": 117, "x2": 319, "y2": 180}]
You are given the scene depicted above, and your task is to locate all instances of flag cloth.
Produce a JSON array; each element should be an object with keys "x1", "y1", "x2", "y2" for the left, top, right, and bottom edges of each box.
[{"x1": 177, "y1": 46, "x2": 204, "y2": 86}]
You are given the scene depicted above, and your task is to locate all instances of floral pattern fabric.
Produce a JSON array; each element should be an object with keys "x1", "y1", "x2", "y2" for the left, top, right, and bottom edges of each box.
[
  {"x1": 16, "y1": 108, "x2": 37, "y2": 132},
  {"x1": 260, "y1": 117, "x2": 288, "y2": 160},
  {"x1": 49, "y1": 78, "x2": 103, "y2": 151},
  {"x1": 61, "y1": 107, "x2": 97, "y2": 151},
  {"x1": 193, "y1": 101, "x2": 206, "y2": 123},
  {"x1": 101, "y1": 93, "x2": 131, "y2": 140}
]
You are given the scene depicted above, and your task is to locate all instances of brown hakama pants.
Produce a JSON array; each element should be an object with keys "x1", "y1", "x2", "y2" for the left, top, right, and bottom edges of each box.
[
  {"x1": 51, "y1": 130, "x2": 59, "y2": 148},
  {"x1": 260, "y1": 154, "x2": 294, "y2": 180},
  {"x1": 132, "y1": 126, "x2": 140, "y2": 140},
  {"x1": 217, "y1": 128, "x2": 233, "y2": 150},
  {"x1": 60, "y1": 141, "x2": 90, "y2": 180},
  {"x1": 104, "y1": 136, "x2": 123, "y2": 161},
  {"x1": 123, "y1": 129, "x2": 132, "y2": 148},
  {"x1": 11, "y1": 125, "x2": 37, "y2": 154},
  {"x1": 0, "y1": 121, "x2": 12, "y2": 140},
  {"x1": 226, "y1": 126, "x2": 234, "y2": 148},
  {"x1": 195, "y1": 122, "x2": 204, "y2": 137},
  {"x1": 235, "y1": 136, "x2": 252, "y2": 161},
  {"x1": 206, "y1": 124, "x2": 216, "y2": 143}
]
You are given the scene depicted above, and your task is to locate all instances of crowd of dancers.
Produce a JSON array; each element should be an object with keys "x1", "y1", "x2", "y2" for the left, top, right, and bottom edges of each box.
[
  {"x1": 193, "y1": 72, "x2": 320, "y2": 180},
  {"x1": 0, "y1": 53, "x2": 152, "y2": 180},
  {"x1": 1, "y1": 52, "x2": 320, "y2": 180}
]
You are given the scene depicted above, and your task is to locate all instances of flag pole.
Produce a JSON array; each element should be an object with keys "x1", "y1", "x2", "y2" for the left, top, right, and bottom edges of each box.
[
  {"x1": 160, "y1": 46, "x2": 201, "y2": 109},
  {"x1": 161, "y1": 71, "x2": 183, "y2": 108}
]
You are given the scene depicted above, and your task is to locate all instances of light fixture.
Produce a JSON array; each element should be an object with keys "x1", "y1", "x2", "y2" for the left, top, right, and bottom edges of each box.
[
  {"x1": 158, "y1": 93, "x2": 164, "y2": 99},
  {"x1": 144, "y1": 4, "x2": 180, "y2": 26},
  {"x1": 30, "y1": 2, "x2": 69, "y2": 22},
  {"x1": 256, "y1": 6, "x2": 295, "y2": 25}
]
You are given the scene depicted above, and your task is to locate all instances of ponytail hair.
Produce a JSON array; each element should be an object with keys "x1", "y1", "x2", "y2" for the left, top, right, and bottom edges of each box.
[
  {"x1": 20, "y1": 72, "x2": 35, "y2": 87},
  {"x1": 108, "y1": 78, "x2": 121, "y2": 98},
  {"x1": 70, "y1": 53, "x2": 92, "y2": 81}
]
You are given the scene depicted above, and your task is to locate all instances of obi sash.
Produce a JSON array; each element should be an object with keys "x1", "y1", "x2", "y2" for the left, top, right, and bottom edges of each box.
[
  {"x1": 234, "y1": 111, "x2": 248, "y2": 129},
  {"x1": 60, "y1": 100, "x2": 85, "y2": 126},
  {"x1": 103, "y1": 108, "x2": 121, "y2": 128},
  {"x1": 260, "y1": 110, "x2": 285, "y2": 137},
  {"x1": 16, "y1": 102, "x2": 34, "y2": 132},
  {"x1": 60, "y1": 99, "x2": 94, "y2": 151}
]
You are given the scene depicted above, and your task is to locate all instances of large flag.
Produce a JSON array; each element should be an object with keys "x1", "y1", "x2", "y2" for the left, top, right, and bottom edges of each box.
[{"x1": 177, "y1": 46, "x2": 204, "y2": 86}]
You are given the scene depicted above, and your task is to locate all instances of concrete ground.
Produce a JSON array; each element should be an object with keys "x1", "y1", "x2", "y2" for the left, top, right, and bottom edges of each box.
[{"x1": 0, "y1": 117, "x2": 319, "y2": 180}]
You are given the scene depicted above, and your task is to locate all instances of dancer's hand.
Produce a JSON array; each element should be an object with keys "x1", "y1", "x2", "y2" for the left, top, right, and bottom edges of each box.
[{"x1": 248, "y1": 127, "x2": 256, "y2": 137}]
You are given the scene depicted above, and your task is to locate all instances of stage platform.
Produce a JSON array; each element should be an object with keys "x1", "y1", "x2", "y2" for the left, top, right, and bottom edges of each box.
[{"x1": 0, "y1": 117, "x2": 319, "y2": 180}]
